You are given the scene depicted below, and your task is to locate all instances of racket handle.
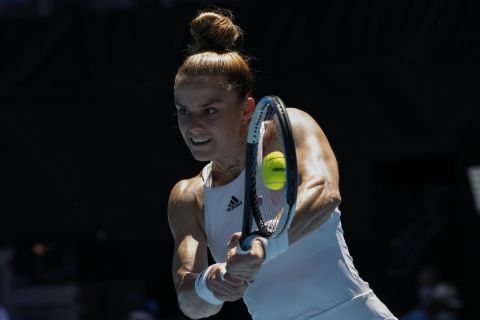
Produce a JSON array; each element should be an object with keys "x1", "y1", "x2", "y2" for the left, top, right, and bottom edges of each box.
[
  {"x1": 236, "y1": 242, "x2": 252, "y2": 255},
  {"x1": 237, "y1": 235, "x2": 257, "y2": 254}
]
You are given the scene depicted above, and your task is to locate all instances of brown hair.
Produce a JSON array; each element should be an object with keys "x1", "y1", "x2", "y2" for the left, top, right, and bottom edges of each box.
[{"x1": 174, "y1": 9, "x2": 254, "y2": 98}]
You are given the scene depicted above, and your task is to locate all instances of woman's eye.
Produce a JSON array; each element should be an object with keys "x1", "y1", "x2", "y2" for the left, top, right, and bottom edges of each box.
[
  {"x1": 206, "y1": 108, "x2": 217, "y2": 115},
  {"x1": 178, "y1": 108, "x2": 190, "y2": 116}
]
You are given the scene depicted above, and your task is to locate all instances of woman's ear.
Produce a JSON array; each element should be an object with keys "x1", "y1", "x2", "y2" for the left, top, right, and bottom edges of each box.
[{"x1": 241, "y1": 96, "x2": 255, "y2": 124}]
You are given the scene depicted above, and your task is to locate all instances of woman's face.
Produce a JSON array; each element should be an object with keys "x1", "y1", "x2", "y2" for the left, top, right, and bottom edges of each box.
[{"x1": 174, "y1": 78, "x2": 252, "y2": 162}]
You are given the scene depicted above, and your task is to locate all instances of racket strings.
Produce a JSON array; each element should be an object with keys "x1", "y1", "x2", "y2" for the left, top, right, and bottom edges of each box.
[{"x1": 252, "y1": 108, "x2": 287, "y2": 236}]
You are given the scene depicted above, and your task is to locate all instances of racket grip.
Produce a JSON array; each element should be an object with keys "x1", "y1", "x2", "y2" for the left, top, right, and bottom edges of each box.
[
  {"x1": 236, "y1": 242, "x2": 252, "y2": 255},
  {"x1": 237, "y1": 235, "x2": 257, "y2": 255}
]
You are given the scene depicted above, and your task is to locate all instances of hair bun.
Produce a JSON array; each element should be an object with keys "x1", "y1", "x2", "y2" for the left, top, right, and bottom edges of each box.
[{"x1": 190, "y1": 10, "x2": 243, "y2": 53}]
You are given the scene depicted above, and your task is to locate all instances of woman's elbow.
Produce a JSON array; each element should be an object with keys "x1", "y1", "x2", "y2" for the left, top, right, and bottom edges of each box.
[
  {"x1": 329, "y1": 189, "x2": 342, "y2": 208},
  {"x1": 178, "y1": 293, "x2": 201, "y2": 319},
  {"x1": 178, "y1": 293, "x2": 221, "y2": 319}
]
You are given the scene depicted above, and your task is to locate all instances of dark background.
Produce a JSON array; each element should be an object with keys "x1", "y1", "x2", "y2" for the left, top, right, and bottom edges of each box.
[{"x1": 1, "y1": 0, "x2": 479, "y2": 319}]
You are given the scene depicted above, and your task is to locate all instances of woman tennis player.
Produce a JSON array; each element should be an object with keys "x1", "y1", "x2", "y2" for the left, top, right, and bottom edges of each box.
[{"x1": 167, "y1": 8, "x2": 397, "y2": 320}]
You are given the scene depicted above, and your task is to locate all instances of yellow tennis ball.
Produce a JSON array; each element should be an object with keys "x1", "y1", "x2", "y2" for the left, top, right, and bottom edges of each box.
[{"x1": 262, "y1": 151, "x2": 286, "y2": 190}]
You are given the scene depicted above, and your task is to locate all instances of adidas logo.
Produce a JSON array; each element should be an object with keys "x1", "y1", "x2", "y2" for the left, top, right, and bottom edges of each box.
[{"x1": 226, "y1": 196, "x2": 243, "y2": 212}]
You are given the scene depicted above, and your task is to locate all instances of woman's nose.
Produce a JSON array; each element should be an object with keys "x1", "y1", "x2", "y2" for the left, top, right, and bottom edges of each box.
[{"x1": 186, "y1": 113, "x2": 205, "y2": 132}]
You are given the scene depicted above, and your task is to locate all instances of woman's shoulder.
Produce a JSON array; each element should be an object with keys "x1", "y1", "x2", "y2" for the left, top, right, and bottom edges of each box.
[
  {"x1": 287, "y1": 106, "x2": 315, "y2": 120},
  {"x1": 286, "y1": 107, "x2": 321, "y2": 130},
  {"x1": 168, "y1": 173, "x2": 204, "y2": 209},
  {"x1": 167, "y1": 173, "x2": 206, "y2": 236}
]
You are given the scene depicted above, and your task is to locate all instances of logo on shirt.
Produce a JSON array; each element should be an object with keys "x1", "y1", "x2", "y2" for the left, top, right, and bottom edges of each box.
[{"x1": 226, "y1": 196, "x2": 243, "y2": 212}]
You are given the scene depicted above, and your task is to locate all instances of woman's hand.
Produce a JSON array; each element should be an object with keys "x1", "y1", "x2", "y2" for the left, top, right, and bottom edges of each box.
[
  {"x1": 224, "y1": 232, "x2": 265, "y2": 283},
  {"x1": 207, "y1": 263, "x2": 249, "y2": 302}
]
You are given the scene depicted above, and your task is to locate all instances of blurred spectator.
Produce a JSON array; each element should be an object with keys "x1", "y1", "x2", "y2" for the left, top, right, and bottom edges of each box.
[
  {"x1": 426, "y1": 282, "x2": 463, "y2": 320},
  {"x1": 401, "y1": 265, "x2": 441, "y2": 320},
  {"x1": 401, "y1": 265, "x2": 463, "y2": 320},
  {"x1": 417, "y1": 265, "x2": 442, "y2": 309}
]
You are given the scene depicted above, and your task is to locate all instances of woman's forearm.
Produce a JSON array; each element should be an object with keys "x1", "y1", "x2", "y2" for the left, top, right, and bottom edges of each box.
[{"x1": 288, "y1": 177, "x2": 341, "y2": 245}]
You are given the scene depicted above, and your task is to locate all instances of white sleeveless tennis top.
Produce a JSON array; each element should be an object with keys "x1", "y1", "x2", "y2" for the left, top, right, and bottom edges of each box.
[{"x1": 201, "y1": 163, "x2": 396, "y2": 320}]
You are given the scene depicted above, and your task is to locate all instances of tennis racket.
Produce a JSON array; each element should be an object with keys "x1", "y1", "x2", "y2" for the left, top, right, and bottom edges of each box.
[
  {"x1": 219, "y1": 95, "x2": 298, "y2": 283},
  {"x1": 237, "y1": 95, "x2": 298, "y2": 254}
]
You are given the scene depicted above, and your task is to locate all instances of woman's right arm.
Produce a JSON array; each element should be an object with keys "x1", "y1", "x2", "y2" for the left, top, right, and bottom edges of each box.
[{"x1": 167, "y1": 179, "x2": 247, "y2": 319}]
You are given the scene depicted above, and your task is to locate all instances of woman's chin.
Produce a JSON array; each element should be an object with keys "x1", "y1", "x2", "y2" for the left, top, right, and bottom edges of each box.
[{"x1": 190, "y1": 150, "x2": 211, "y2": 162}]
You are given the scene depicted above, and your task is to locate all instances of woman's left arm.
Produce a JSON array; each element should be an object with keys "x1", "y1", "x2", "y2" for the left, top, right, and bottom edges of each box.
[
  {"x1": 224, "y1": 108, "x2": 342, "y2": 282},
  {"x1": 287, "y1": 108, "x2": 342, "y2": 245}
]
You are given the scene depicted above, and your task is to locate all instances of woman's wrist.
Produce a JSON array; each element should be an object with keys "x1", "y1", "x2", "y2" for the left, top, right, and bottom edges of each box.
[
  {"x1": 255, "y1": 232, "x2": 289, "y2": 263},
  {"x1": 194, "y1": 265, "x2": 224, "y2": 305}
]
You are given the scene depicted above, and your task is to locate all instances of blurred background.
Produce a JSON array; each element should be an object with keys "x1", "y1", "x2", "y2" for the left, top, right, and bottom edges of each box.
[{"x1": 1, "y1": 0, "x2": 479, "y2": 319}]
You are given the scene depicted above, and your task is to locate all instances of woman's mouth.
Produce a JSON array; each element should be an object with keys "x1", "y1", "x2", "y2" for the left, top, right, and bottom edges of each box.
[{"x1": 190, "y1": 137, "x2": 212, "y2": 145}]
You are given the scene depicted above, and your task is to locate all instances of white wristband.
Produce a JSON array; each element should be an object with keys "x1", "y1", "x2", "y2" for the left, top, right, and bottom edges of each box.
[
  {"x1": 256, "y1": 232, "x2": 289, "y2": 263},
  {"x1": 194, "y1": 265, "x2": 224, "y2": 305}
]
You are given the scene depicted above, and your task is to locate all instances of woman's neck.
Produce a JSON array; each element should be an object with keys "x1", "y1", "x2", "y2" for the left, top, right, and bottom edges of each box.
[{"x1": 211, "y1": 159, "x2": 244, "y2": 187}]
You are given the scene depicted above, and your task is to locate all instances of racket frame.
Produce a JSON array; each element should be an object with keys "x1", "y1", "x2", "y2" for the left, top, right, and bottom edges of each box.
[{"x1": 239, "y1": 95, "x2": 298, "y2": 252}]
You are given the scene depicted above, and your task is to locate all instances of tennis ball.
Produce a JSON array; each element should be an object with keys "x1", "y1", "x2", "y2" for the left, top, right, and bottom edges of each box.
[{"x1": 262, "y1": 151, "x2": 286, "y2": 190}]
